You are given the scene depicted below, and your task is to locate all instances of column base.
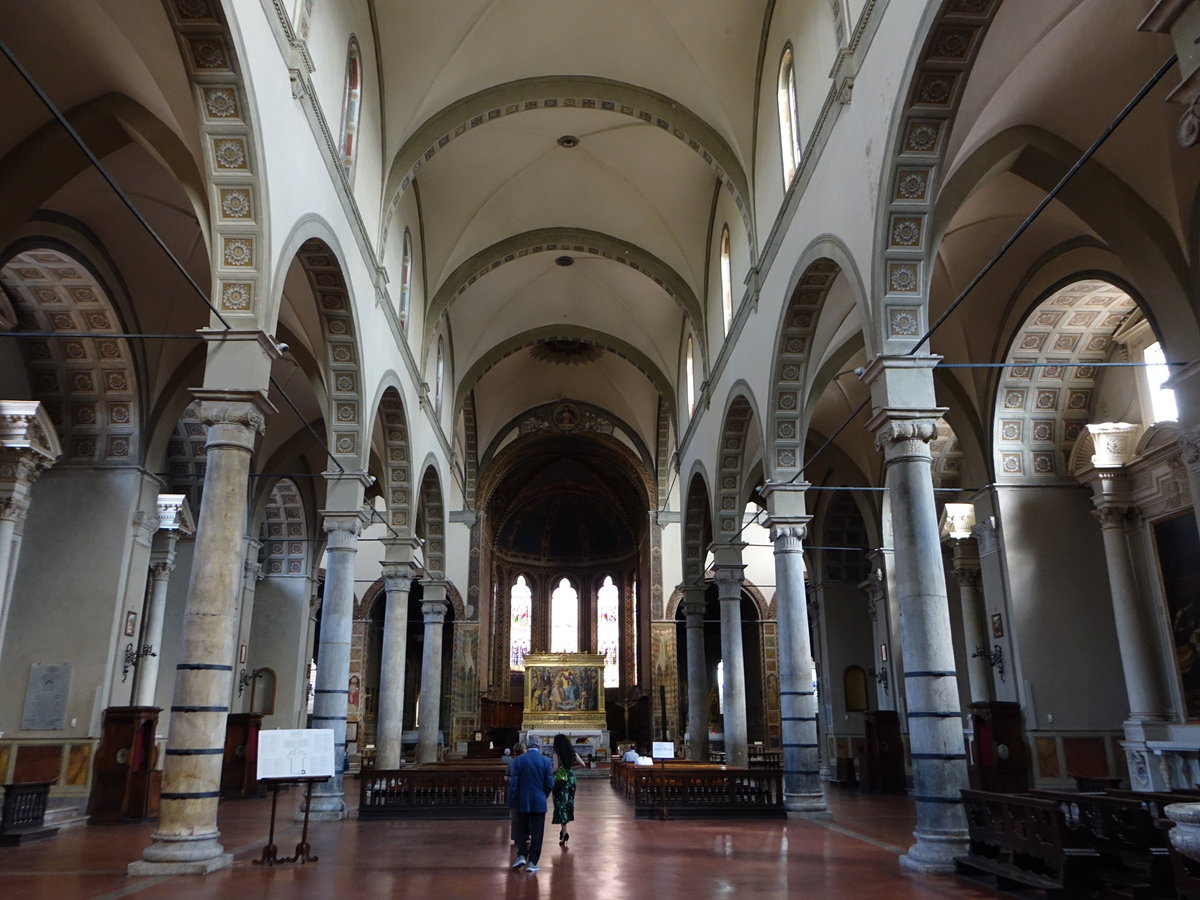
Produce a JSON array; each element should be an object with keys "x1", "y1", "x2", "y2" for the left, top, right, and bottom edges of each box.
[
  {"x1": 128, "y1": 833, "x2": 231, "y2": 876},
  {"x1": 128, "y1": 854, "x2": 233, "y2": 876},
  {"x1": 899, "y1": 831, "x2": 968, "y2": 874},
  {"x1": 784, "y1": 793, "x2": 830, "y2": 817},
  {"x1": 298, "y1": 799, "x2": 346, "y2": 822}
]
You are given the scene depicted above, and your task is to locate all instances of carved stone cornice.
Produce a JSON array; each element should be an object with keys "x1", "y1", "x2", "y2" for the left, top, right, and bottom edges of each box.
[
  {"x1": 155, "y1": 493, "x2": 196, "y2": 535},
  {"x1": 0, "y1": 400, "x2": 62, "y2": 464}
]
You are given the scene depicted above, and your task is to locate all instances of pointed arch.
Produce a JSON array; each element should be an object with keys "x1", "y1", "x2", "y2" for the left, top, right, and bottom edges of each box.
[
  {"x1": 682, "y1": 467, "x2": 714, "y2": 585},
  {"x1": 372, "y1": 386, "x2": 412, "y2": 535},
  {"x1": 417, "y1": 462, "x2": 446, "y2": 578},
  {"x1": 715, "y1": 389, "x2": 764, "y2": 540}
]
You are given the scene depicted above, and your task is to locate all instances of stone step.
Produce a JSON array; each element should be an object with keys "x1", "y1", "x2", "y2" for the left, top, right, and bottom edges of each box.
[{"x1": 43, "y1": 804, "x2": 88, "y2": 830}]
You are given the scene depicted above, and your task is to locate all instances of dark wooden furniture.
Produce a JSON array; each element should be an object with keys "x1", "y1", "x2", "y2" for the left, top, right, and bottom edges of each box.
[
  {"x1": 610, "y1": 760, "x2": 785, "y2": 820},
  {"x1": 861, "y1": 710, "x2": 905, "y2": 793},
  {"x1": 957, "y1": 789, "x2": 1101, "y2": 896},
  {"x1": 967, "y1": 701, "x2": 1029, "y2": 794},
  {"x1": 358, "y1": 763, "x2": 509, "y2": 819},
  {"x1": 0, "y1": 782, "x2": 57, "y2": 845},
  {"x1": 1030, "y1": 789, "x2": 1173, "y2": 898},
  {"x1": 221, "y1": 712, "x2": 264, "y2": 799},
  {"x1": 88, "y1": 705, "x2": 161, "y2": 823}
]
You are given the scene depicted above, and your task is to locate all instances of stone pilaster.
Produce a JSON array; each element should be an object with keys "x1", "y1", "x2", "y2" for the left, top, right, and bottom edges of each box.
[
  {"x1": 131, "y1": 390, "x2": 272, "y2": 875},
  {"x1": 1165, "y1": 358, "x2": 1200, "y2": 543},
  {"x1": 304, "y1": 493, "x2": 369, "y2": 821},
  {"x1": 0, "y1": 400, "x2": 60, "y2": 660},
  {"x1": 762, "y1": 480, "x2": 826, "y2": 816},
  {"x1": 417, "y1": 581, "x2": 449, "y2": 763},
  {"x1": 862, "y1": 355, "x2": 968, "y2": 874},
  {"x1": 376, "y1": 537, "x2": 419, "y2": 768},
  {"x1": 679, "y1": 584, "x2": 708, "y2": 761},
  {"x1": 710, "y1": 542, "x2": 748, "y2": 769}
]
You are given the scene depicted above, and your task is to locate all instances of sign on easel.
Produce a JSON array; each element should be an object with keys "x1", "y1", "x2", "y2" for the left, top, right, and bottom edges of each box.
[
  {"x1": 257, "y1": 729, "x2": 335, "y2": 780},
  {"x1": 652, "y1": 741, "x2": 675, "y2": 759}
]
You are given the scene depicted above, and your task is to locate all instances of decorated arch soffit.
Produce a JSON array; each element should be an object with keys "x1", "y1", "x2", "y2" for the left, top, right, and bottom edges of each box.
[
  {"x1": 165, "y1": 399, "x2": 206, "y2": 513},
  {"x1": 768, "y1": 255, "x2": 845, "y2": 480},
  {"x1": 876, "y1": 0, "x2": 1002, "y2": 352},
  {"x1": 295, "y1": 239, "x2": 365, "y2": 466},
  {"x1": 427, "y1": 228, "x2": 705, "y2": 355},
  {"x1": 461, "y1": 391, "x2": 479, "y2": 510},
  {"x1": 716, "y1": 393, "x2": 760, "y2": 540},
  {"x1": 417, "y1": 463, "x2": 446, "y2": 578},
  {"x1": 258, "y1": 477, "x2": 309, "y2": 576},
  {"x1": 381, "y1": 76, "x2": 753, "y2": 249},
  {"x1": 453, "y1": 325, "x2": 676, "y2": 419},
  {"x1": 374, "y1": 386, "x2": 412, "y2": 535},
  {"x1": 0, "y1": 249, "x2": 140, "y2": 464},
  {"x1": 683, "y1": 468, "x2": 713, "y2": 585},
  {"x1": 994, "y1": 279, "x2": 1136, "y2": 482},
  {"x1": 162, "y1": 0, "x2": 268, "y2": 320},
  {"x1": 930, "y1": 417, "x2": 965, "y2": 490}
]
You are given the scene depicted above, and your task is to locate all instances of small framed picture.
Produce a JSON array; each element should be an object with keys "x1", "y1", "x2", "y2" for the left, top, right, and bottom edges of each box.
[
  {"x1": 124, "y1": 611, "x2": 137, "y2": 637},
  {"x1": 345, "y1": 720, "x2": 359, "y2": 743},
  {"x1": 239, "y1": 643, "x2": 247, "y2": 664},
  {"x1": 991, "y1": 613, "x2": 1004, "y2": 639}
]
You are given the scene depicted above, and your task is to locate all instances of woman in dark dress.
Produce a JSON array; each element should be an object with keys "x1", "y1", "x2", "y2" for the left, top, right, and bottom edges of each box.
[{"x1": 551, "y1": 732, "x2": 583, "y2": 844}]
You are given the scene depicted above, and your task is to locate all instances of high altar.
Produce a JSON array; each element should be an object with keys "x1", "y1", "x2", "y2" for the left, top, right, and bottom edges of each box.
[{"x1": 520, "y1": 653, "x2": 610, "y2": 764}]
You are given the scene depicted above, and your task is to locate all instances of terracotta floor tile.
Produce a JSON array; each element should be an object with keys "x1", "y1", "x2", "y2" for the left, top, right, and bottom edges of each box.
[{"x1": 0, "y1": 780, "x2": 1008, "y2": 898}]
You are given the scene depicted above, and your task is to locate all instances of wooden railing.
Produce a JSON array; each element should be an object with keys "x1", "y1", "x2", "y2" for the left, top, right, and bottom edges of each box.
[
  {"x1": 610, "y1": 761, "x2": 784, "y2": 819},
  {"x1": 358, "y1": 765, "x2": 509, "y2": 819}
]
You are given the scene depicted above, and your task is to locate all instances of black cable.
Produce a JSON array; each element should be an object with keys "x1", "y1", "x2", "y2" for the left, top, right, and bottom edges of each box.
[{"x1": 0, "y1": 37, "x2": 232, "y2": 330}]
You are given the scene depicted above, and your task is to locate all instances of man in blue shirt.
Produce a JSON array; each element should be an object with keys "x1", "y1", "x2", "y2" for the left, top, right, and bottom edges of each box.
[{"x1": 508, "y1": 742, "x2": 554, "y2": 873}]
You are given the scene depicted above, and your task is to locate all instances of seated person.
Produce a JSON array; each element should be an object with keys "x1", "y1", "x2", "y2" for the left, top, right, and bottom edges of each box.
[
  {"x1": 621, "y1": 745, "x2": 640, "y2": 763},
  {"x1": 635, "y1": 747, "x2": 654, "y2": 766}
]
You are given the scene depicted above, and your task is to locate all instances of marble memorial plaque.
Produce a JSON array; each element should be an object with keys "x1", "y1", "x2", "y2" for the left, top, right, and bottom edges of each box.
[{"x1": 21, "y1": 663, "x2": 72, "y2": 730}]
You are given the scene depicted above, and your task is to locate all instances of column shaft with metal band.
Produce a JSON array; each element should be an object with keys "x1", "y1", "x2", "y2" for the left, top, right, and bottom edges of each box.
[
  {"x1": 375, "y1": 536, "x2": 420, "y2": 769},
  {"x1": 710, "y1": 542, "x2": 748, "y2": 769},
  {"x1": 678, "y1": 583, "x2": 708, "y2": 762},
  {"x1": 416, "y1": 580, "x2": 449, "y2": 763}
]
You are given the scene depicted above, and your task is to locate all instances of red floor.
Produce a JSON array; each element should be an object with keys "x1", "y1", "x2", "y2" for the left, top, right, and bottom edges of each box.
[{"x1": 0, "y1": 780, "x2": 1009, "y2": 899}]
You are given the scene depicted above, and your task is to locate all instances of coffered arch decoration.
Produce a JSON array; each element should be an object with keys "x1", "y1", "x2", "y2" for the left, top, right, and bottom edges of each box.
[
  {"x1": 417, "y1": 463, "x2": 446, "y2": 578},
  {"x1": 454, "y1": 326, "x2": 676, "y2": 418},
  {"x1": 165, "y1": 399, "x2": 207, "y2": 514},
  {"x1": 0, "y1": 248, "x2": 139, "y2": 464},
  {"x1": 682, "y1": 469, "x2": 713, "y2": 584},
  {"x1": 930, "y1": 417, "x2": 964, "y2": 490},
  {"x1": 461, "y1": 391, "x2": 479, "y2": 510},
  {"x1": 716, "y1": 393, "x2": 760, "y2": 540},
  {"x1": 768, "y1": 257, "x2": 845, "y2": 480},
  {"x1": 876, "y1": 0, "x2": 1001, "y2": 351},
  {"x1": 380, "y1": 75, "x2": 753, "y2": 247},
  {"x1": 994, "y1": 279, "x2": 1137, "y2": 482},
  {"x1": 296, "y1": 239, "x2": 364, "y2": 465},
  {"x1": 427, "y1": 228, "x2": 705, "y2": 353},
  {"x1": 258, "y1": 477, "x2": 309, "y2": 576},
  {"x1": 373, "y1": 387, "x2": 412, "y2": 535},
  {"x1": 163, "y1": 0, "x2": 268, "y2": 319}
]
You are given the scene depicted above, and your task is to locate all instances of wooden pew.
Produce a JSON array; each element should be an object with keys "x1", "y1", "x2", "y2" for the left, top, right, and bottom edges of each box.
[
  {"x1": 957, "y1": 789, "x2": 1102, "y2": 897},
  {"x1": 1029, "y1": 789, "x2": 1173, "y2": 898},
  {"x1": 358, "y1": 764, "x2": 508, "y2": 819},
  {"x1": 611, "y1": 760, "x2": 784, "y2": 820}
]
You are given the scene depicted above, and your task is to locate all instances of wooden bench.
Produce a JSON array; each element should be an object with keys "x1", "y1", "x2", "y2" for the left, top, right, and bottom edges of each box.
[
  {"x1": 358, "y1": 765, "x2": 508, "y2": 819},
  {"x1": 957, "y1": 789, "x2": 1102, "y2": 896},
  {"x1": 1030, "y1": 789, "x2": 1173, "y2": 898},
  {"x1": 611, "y1": 760, "x2": 784, "y2": 820}
]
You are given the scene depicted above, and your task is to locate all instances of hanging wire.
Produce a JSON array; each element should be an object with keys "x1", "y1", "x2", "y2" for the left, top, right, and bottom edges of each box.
[{"x1": 0, "y1": 37, "x2": 348, "y2": 474}]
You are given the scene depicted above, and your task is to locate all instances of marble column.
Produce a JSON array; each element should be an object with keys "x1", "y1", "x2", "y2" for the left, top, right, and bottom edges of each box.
[
  {"x1": 0, "y1": 401, "x2": 60, "y2": 661},
  {"x1": 376, "y1": 538, "x2": 419, "y2": 769},
  {"x1": 417, "y1": 581, "x2": 449, "y2": 764},
  {"x1": 132, "y1": 496, "x2": 193, "y2": 708},
  {"x1": 940, "y1": 504, "x2": 991, "y2": 704},
  {"x1": 131, "y1": 390, "x2": 272, "y2": 875},
  {"x1": 232, "y1": 541, "x2": 263, "y2": 711},
  {"x1": 304, "y1": 491, "x2": 369, "y2": 821},
  {"x1": 763, "y1": 481, "x2": 826, "y2": 815},
  {"x1": 679, "y1": 583, "x2": 709, "y2": 762},
  {"x1": 711, "y1": 542, "x2": 748, "y2": 769},
  {"x1": 863, "y1": 355, "x2": 968, "y2": 874},
  {"x1": 859, "y1": 556, "x2": 897, "y2": 712}
]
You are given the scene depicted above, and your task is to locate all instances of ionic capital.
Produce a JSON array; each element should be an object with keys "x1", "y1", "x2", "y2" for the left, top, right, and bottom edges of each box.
[
  {"x1": 422, "y1": 599, "x2": 448, "y2": 624},
  {"x1": 712, "y1": 565, "x2": 744, "y2": 601},
  {"x1": 870, "y1": 415, "x2": 941, "y2": 456},
  {"x1": 768, "y1": 523, "x2": 807, "y2": 553},
  {"x1": 382, "y1": 564, "x2": 416, "y2": 595},
  {"x1": 322, "y1": 510, "x2": 366, "y2": 550},
  {"x1": 192, "y1": 389, "x2": 275, "y2": 453}
]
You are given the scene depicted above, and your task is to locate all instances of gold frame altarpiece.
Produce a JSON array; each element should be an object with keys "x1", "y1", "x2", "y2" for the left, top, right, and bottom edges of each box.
[{"x1": 522, "y1": 653, "x2": 606, "y2": 729}]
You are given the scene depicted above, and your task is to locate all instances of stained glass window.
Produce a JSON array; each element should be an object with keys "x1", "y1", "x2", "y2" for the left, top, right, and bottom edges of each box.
[
  {"x1": 598, "y1": 576, "x2": 619, "y2": 687},
  {"x1": 510, "y1": 575, "x2": 531, "y2": 671}
]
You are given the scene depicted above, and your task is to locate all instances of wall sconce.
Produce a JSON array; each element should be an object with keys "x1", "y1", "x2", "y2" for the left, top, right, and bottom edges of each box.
[
  {"x1": 972, "y1": 644, "x2": 1005, "y2": 683},
  {"x1": 238, "y1": 667, "x2": 264, "y2": 697},
  {"x1": 868, "y1": 667, "x2": 889, "y2": 695},
  {"x1": 121, "y1": 641, "x2": 158, "y2": 682}
]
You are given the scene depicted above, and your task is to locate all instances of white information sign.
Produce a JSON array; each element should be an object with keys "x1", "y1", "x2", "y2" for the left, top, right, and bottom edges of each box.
[
  {"x1": 257, "y1": 729, "x2": 335, "y2": 780},
  {"x1": 651, "y1": 741, "x2": 675, "y2": 760}
]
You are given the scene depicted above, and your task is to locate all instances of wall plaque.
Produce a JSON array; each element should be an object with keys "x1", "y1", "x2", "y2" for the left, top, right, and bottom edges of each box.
[{"x1": 21, "y1": 663, "x2": 72, "y2": 730}]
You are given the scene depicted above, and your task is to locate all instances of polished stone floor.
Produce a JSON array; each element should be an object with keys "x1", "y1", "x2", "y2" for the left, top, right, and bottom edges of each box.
[{"x1": 0, "y1": 780, "x2": 1008, "y2": 898}]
